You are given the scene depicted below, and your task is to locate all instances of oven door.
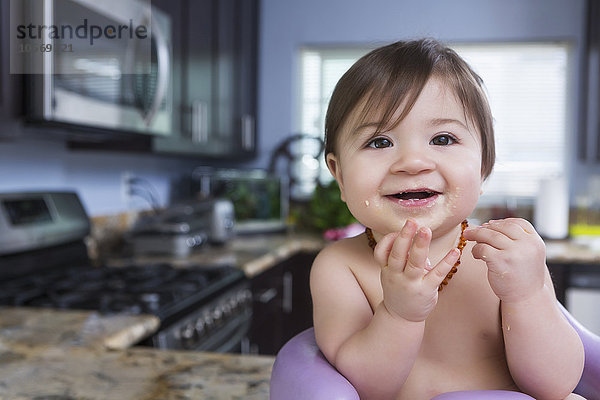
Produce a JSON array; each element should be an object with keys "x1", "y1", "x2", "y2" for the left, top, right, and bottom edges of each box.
[
  {"x1": 24, "y1": 0, "x2": 172, "y2": 136},
  {"x1": 147, "y1": 282, "x2": 254, "y2": 353}
]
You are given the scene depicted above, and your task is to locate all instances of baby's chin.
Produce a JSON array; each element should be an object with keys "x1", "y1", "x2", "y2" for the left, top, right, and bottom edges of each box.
[{"x1": 373, "y1": 215, "x2": 456, "y2": 237}]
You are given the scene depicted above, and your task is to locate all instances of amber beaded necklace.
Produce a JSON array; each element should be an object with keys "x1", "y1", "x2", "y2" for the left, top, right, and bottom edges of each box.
[{"x1": 365, "y1": 220, "x2": 468, "y2": 291}]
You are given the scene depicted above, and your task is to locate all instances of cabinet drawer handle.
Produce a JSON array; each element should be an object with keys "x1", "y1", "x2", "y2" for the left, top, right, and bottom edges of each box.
[{"x1": 283, "y1": 271, "x2": 293, "y2": 313}]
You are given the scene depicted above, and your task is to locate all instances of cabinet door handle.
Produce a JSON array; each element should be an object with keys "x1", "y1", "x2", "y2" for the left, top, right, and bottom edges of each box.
[
  {"x1": 283, "y1": 271, "x2": 293, "y2": 313},
  {"x1": 192, "y1": 101, "x2": 208, "y2": 143},
  {"x1": 241, "y1": 114, "x2": 255, "y2": 150}
]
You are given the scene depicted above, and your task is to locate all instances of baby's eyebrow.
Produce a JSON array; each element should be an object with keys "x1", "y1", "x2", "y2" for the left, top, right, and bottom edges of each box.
[
  {"x1": 352, "y1": 122, "x2": 382, "y2": 136},
  {"x1": 428, "y1": 118, "x2": 469, "y2": 130}
]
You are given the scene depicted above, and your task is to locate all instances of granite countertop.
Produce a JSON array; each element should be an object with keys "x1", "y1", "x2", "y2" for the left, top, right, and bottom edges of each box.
[
  {"x1": 0, "y1": 307, "x2": 274, "y2": 400},
  {"x1": 0, "y1": 307, "x2": 160, "y2": 351},
  {"x1": 545, "y1": 239, "x2": 600, "y2": 265},
  {"x1": 0, "y1": 233, "x2": 323, "y2": 400},
  {"x1": 108, "y1": 232, "x2": 326, "y2": 278}
]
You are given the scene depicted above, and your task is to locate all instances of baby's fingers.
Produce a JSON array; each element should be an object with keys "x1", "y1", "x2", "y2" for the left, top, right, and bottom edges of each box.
[
  {"x1": 404, "y1": 227, "x2": 432, "y2": 280},
  {"x1": 425, "y1": 248, "x2": 461, "y2": 288},
  {"x1": 374, "y1": 219, "x2": 418, "y2": 270},
  {"x1": 373, "y1": 232, "x2": 401, "y2": 267},
  {"x1": 463, "y1": 225, "x2": 511, "y2": 250}
]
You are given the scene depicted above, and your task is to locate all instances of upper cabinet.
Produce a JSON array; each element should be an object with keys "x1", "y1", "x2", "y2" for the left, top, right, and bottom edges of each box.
[
  {"x1": 0, "y1": 0, "x2": 257, "y2": 153},
  {"x1": 153, "y1": 0, "x2": 258, "y2": 159},
  {"x1": 0, "y1": 0, "x2": 24, "y2": 130},
  {"x1": 581, "y1": 0, "x2": 600, "y2": 162}
]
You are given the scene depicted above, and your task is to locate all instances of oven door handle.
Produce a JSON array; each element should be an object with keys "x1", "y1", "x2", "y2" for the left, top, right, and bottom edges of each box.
[
  {"x1": 257, "y1": 288, "x2": 278, "y2": 304},
  {"x1": 143, "y1": 8, "x2": 170, "y2": 127}
]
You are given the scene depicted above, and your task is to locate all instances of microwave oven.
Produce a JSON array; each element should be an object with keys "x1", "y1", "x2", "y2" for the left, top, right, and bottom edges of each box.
[{"x1": 20, "y1": 0, "x2": 172, "y2": 136}]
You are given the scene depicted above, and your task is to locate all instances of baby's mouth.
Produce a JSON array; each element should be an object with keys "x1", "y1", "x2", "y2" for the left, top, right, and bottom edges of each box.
[{"x1": 389, "y1": 190, "x2": 441, "y2": 200}]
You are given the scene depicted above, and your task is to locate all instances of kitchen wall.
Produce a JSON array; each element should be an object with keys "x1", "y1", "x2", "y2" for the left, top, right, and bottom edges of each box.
[
  {"x1": 256, "y1": 0, "x2": 600, "y2": 199},
  {"x1": 0, "y1": 134, "x2": 200, "y2": 215}
]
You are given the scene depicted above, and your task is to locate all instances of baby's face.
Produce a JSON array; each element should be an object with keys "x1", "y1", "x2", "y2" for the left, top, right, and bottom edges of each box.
[{"x1": 327, "y1": 77, "x2": 483, "y2": 238}]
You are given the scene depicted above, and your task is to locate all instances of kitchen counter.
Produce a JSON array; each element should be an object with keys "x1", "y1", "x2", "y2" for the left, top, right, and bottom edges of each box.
[
  {"x1": 109, "y1": 232, "x2": 326, "y2": 278},
  {"x1": 0, "y1": 307, "x2": 274, "y2": 400},
  {"x1": 0, "y1": 307, "x2": 160, "y2": 350},
  {"x1": 0, "y1": 233, "x2": 324, "y2": 400},
  {"x1": 546, "y1": 239, "x2": 600, "y2": 265}
]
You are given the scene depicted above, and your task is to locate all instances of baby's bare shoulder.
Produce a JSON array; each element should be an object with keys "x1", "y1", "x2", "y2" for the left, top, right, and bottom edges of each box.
[
  {"x1": 313, "y1": 234, "x2": 371, "y2": 269},
  {"x1": 311, "y1": 235, "x2": 378, "y2": 358},
  {"x1": 311, "y1": 234, "x2": 379, "y2": 298},
  {"x1": 311, "y1": 234, "x2": 382, "y2": 311}
]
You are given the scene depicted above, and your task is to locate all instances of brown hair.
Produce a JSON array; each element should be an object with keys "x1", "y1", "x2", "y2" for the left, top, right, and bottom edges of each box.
[{"x1": 324, "y1": 38, "x2": 495, "y2": 179}]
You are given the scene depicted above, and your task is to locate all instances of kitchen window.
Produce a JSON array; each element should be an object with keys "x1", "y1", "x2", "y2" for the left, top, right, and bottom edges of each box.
[{"x1": 298, "y1": 42, "x2": 571, "y2": 203}]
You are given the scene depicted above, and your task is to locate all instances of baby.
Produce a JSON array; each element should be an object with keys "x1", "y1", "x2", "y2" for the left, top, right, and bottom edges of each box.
[{"x1": 310, "y1": 38, "x2": 585, "y2": 400}]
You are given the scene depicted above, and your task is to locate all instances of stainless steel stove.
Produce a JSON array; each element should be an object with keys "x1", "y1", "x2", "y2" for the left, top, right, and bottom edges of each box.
[{"x1": 0, "y1": 192, "x2": 252, "y2": 353}]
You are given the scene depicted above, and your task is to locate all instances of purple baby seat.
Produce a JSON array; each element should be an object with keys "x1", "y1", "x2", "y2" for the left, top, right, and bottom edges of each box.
[{"x1": 270, "y1": 302, "x2": 600, "y2": 399}]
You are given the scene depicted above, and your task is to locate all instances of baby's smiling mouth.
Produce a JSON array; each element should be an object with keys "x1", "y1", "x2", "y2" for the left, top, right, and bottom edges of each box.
[{"x1": 389, "y1": 189, "x2": 441, "y2": 200}]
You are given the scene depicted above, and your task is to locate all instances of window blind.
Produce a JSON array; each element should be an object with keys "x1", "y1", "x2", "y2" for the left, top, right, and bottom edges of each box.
[{"x1": 298, "y1": 42, "x2": 570, "y2": 202}]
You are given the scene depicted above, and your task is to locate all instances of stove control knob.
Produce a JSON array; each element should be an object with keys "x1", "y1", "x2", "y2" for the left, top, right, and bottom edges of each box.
[
  {"x1": 222, "y1": 302, "x2": 231, "y2": 317},
  {"x1": 227, "y1": 297, "x2": 237, "y2": 311},
  {"x1": 212, "y1": 307, "x2": 223, "y2": 325},
  {"x1": 195, "y1": 318, "x2": 206, "y2": 337},
  {"x1": 239, "y1": 289, "x2": 252, "y2": 305},
  {"x1": 203, "y1": 312, "x2": 214, "y2": 331},
  {"x1": 180, "y1": 322, "x2": 197, "y2": 348}
]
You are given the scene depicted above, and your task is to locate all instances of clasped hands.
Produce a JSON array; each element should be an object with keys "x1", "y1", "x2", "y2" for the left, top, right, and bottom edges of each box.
[{"x1": 373, "y1": 218, "x2": 547, "y2": 323}]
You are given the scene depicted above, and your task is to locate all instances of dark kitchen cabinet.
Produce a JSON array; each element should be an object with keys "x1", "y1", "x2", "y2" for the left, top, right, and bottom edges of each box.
[
  {"x1": 153, "y1": 0, "x2": 258, "y2": 158},
  {"x1": 0, "y1": 0, "x2": 24, "y2": 132},
  {"x1": 548, "y1": 263, "x2": 568, "y2": 306},
  {"x1": 249, "y1": 251, "x2": 316, "y2": 355},
  {"x1": 0, "y1": 0, "x2": 4, "y2": 120},
  {"x1": 581, "y1": 0, "x2": 600, "y2": 162},
  {"x1": 548, "y1": 262, "x2": 600, "y2": 308}
]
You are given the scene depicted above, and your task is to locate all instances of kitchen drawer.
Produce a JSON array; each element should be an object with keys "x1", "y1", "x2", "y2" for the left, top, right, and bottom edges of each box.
[{"x1": 249, "y1": 251, "x2": 316, "y2": 355}]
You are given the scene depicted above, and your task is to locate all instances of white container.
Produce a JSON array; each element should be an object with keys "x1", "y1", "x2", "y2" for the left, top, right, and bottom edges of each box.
[{"x1": 534, "y1": 175, "x2": 569, "y2": 239}]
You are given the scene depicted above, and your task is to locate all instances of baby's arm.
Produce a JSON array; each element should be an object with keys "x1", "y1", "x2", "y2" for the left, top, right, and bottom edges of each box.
[
  {"x1": 464, "y1": 219, "x2": 584, "y2": 399},
  {"x1": 311, "y1": 220, "x2": 459, "y2": 399}
]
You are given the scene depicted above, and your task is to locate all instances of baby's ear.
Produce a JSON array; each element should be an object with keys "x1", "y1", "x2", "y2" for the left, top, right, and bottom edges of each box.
[
  {"x1": 326, "y1": 153, "x2": 346, "y2": 201},
  {"x1": 325, "y1": 153, "x2": 339, "y2": 177}
]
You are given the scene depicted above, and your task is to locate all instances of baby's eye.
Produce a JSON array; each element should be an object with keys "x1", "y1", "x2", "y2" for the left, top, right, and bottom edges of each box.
[
  {"x1": 367, "y1": 137, "x2": 392, "y2": 149},
  {"x1": 430, "y1": 134, "x2": 458, "y2": 146}
]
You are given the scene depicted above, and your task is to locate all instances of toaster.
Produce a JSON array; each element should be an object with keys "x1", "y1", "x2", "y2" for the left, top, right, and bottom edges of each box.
[{"x1": 128, "y1": 199, "x2": 235, "y2": 257}]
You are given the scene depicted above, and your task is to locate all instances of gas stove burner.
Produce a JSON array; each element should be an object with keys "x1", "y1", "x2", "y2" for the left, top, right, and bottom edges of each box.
[
  {"x1": 100, "y1": 293, "x2": 144, "y2": 314},
  {"x1": 0, "y1": 261, "x2": 245, "y2": 320}
]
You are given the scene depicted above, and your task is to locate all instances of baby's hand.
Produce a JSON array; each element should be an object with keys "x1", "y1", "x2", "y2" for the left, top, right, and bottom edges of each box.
[
  {"x1": 373, "y1": 219, "x2": 460, "y2": 322},
  {"x1": 463, "y1": 218, "x2": 546, "y2": 303}
]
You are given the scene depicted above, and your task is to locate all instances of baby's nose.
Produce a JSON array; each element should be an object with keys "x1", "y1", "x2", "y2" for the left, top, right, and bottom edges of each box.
[{"x1": 389, "y1": 149, "x2": 435, "y2": 175}]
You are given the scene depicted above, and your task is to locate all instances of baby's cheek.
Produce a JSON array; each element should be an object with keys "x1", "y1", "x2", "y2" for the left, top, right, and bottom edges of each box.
[
  {"x1": 447, "y1": 179, "x2": 481, "y2": 216},
  {"x1": 445, "y1": 186, "x2": 463, "y2": 211},
  {"x1": 347, "y1": 193, "x2": 382, "y2": 223}
]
